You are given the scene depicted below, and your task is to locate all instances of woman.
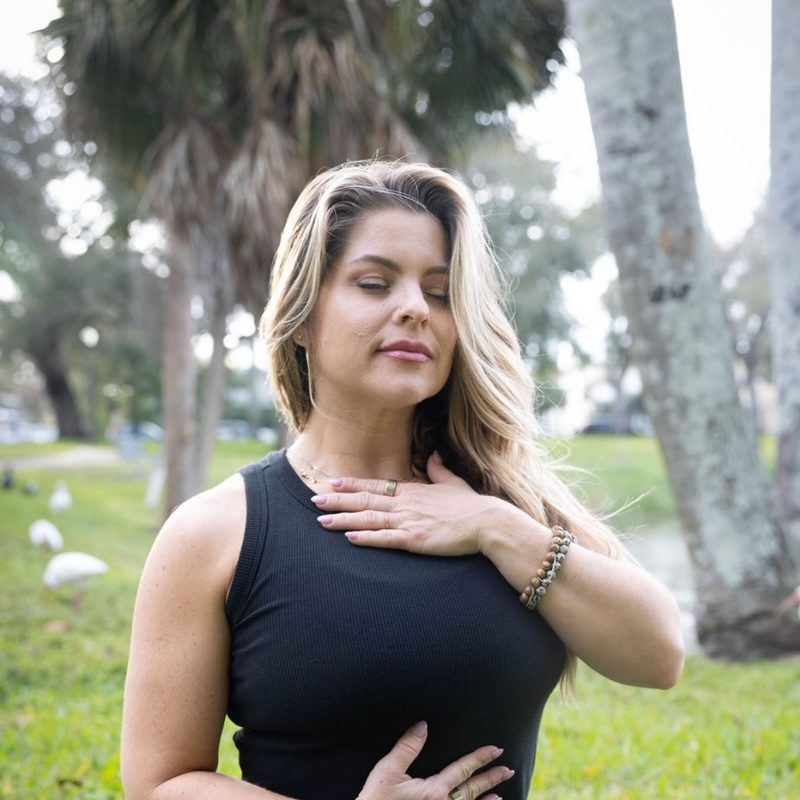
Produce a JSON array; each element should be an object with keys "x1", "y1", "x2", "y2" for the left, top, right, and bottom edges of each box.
[{"x1": 121, "y1": 161, "x2": 684, "y2": 800}]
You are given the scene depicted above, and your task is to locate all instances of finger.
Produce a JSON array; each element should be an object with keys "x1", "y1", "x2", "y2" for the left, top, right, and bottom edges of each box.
[
  {"x1": 330, "y1": 476, "x2": 405, "y2": 496},
  {"x1": 317, "y1": 510, "x2": 395, "y2": 531},
  {"x1": 449, "y1": 765, "x2": 515, "y2": 800},
  {"x1": 344, "y1": 528, "x2": 412, "y2": 549},
  {"x1": 375, "y1": 721, "x2": 428, "y2": 775},
  {"x1": 311, "y1": 490, "x2": 392, "y2": 512},
  {"x1": 435, "y1": 745, "x2": 505, "y2": 790},
  {"x1": 426, "y1": 451, "x2": 470, "y2": 487}
]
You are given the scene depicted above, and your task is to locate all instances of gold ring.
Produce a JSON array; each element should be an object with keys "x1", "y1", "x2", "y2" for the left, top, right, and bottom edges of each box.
[
  {"x1": 449, "y1": 790, "x2": 467, "y2": 800},
  {"x1": 384, "y1": 479, "x2": 398, "y2": 497}
]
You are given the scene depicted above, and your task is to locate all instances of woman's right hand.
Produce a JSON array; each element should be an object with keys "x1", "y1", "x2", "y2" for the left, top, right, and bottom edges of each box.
[{"x1": 358, "y1": 722, "x2": 513, "y2": 800}]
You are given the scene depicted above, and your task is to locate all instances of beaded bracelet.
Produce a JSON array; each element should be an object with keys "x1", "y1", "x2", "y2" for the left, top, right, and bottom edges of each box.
[{"x1": 519, "y1": 525, "x2": 576, "y2": 611}]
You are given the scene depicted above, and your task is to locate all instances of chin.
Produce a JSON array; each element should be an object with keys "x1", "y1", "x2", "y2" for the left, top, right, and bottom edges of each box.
[{"x1": 373, "y1": 380, "x2": 443, "y2": 409}]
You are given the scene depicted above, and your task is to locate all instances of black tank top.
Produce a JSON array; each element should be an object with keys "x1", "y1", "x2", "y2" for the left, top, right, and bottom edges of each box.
[{"x1": 226, "y1": 450, "x2": 565, "y2": 799}]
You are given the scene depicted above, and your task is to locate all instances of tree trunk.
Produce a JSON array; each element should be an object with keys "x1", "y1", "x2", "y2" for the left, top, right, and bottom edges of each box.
[
  {"x1": 162, "y1": 234, "x2": 197, "y2": 518},
  {"x1": 569, "y1": 0, "x2": 800, "y2": 656},
  {"x1": 35, "y1": 343, "x2": 87, "y2": 439},
  {"x1": 769, "y1": 0, "x2": 800, "y2": 567},
  {"x1": 193, "y1": 303, "x2": 228, "y2": 492},
  {"x1": 191, "y1": 202, "x2": 235, "y2": 493}
]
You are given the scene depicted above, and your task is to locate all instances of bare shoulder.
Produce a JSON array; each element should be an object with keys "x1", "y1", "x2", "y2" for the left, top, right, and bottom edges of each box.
[{"x1": 148, "y1": 472, "x2": 247, "y2": 595}]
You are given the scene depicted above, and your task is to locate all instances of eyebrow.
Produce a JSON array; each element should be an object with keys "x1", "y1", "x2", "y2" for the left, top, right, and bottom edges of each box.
[{"x1": 350, "y1": 254, "x2": 449, "y2": 276}]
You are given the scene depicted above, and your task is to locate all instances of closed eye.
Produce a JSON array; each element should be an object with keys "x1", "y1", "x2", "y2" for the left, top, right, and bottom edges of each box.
[
  {"x1": 357, "y1": 280, "x2": 389, "y2": 291},
  {"x1": 426, "y1": 289, "x2": 450, "y2": 305}
]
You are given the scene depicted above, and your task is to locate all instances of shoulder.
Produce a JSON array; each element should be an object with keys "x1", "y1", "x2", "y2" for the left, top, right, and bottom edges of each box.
[{"x1": 148, "y1": 472, "x2": 247, "y2": 596}]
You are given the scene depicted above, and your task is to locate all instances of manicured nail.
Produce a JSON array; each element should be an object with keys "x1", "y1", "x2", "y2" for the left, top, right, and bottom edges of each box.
[
  {"x1": 329, "y1": 477, "x2": 343, "y2": 487},
  {"x1": 310, "y1": 494, "x2": 326, "y2": 505},
  {"x1": 317, "y1": 515, "x2": 333, "y2": 525},
  {"x1": 503, "y1": 768, "x2": 515, "y2": 779},
  {"x1": 411, "y1": 720, "x2": 427, "y2": 736},
  {"x1": 345, "y1": 531, "x2": 360, "y2": 542},
  {"x1": 491, "y1": 747, "x2": 504, "y2": 758}
]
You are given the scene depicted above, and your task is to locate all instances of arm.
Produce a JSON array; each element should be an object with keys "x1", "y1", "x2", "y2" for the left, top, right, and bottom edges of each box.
[
  {"x1": 314, "y1": 455, "x2": 685, "y2": 690},
  {"x1": 122, "y1": 474, "x2": 512, "y2": 800},
  {"x1": 121, "y1": 475, "x2": 284, "y2": 800},
  {"x1": 477, "y1": 497, "x2": 685, "y2": 689}
]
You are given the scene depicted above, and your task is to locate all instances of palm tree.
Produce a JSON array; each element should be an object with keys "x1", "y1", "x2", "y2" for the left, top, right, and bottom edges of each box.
[{"x1": 44, "y1": 0, "x2": 566, "y2": 515}]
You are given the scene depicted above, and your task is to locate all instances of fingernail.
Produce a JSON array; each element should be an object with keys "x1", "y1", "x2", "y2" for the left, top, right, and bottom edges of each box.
[
  {"x1": 330, "y1": 477, "x2": 343, "y2": 487},
  {"x1": 432, "y1": 450, "x2": 443, "y2": 464},
  {"x1": 310, "y1": 494, "x2": 327, "y2": 505},
  {"x1": 411, "y1": 720, "x2": 427, "y2": 736},
  {"x1": 317, "y1": 515, "x2": 333, "y2": 525},
  {"x1": 345, "y1": 531, "x2": 360, "y2": 542},
  {"x1": 491, "y1": 747, "x2": 504, "y2": 758},
  {"x1": 503, "y1": 768, "x2": 515, "y2": 779}
]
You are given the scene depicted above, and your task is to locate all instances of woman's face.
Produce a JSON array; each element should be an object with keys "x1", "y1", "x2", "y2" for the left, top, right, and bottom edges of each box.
[{"x1": 300, "y1": 207, "x2": 457, "y2": 416}]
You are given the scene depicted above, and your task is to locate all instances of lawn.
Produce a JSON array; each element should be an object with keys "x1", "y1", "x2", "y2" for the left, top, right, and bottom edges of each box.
[{"x1": 0, "y1": 437, "x2": 796, "y2": 799}]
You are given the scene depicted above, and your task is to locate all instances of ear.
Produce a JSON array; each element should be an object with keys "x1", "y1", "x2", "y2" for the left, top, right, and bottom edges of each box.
[{"x1": 293, "y1": 326, "x2": 307, "y2": 347}]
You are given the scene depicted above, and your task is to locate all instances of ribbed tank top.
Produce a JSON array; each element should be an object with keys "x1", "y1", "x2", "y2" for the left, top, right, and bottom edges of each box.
[{"x1": 226, "y1": 450, "x2": 565, "y2": 800}]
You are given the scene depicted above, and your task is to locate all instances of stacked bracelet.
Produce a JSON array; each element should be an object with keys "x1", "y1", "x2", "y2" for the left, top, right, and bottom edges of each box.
[{"x1": 519, "y1": 525, "x2": 576, "y2": 611}]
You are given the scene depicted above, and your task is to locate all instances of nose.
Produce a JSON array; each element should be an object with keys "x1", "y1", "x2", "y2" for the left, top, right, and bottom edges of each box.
[{"x1": 393, "y1": 280, "x2": 430, "y2": 325}]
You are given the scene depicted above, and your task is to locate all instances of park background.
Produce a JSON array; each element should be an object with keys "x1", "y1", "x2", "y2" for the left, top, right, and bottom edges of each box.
[{"x1": 1, "y1": 1, "x2": 799, "y2": 798}]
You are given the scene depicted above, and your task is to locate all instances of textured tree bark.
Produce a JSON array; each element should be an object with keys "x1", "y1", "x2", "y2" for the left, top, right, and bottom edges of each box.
[
  {"x1": 569, "y1": 0, "x2": 800, "y2": 656},
  {"x1": 162, "y1": 234, "x2": 197, "y2": 519},
  {"x1": 770, "y1": 0, "x2": 800, "y2": 567}
]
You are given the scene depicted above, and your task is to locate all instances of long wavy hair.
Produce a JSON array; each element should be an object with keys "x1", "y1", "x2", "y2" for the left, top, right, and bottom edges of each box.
[{"x1": 260, "y1": 160, "x2": 624, "y2": 687}]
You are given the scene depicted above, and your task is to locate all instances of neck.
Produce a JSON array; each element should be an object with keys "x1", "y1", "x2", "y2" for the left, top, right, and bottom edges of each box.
[{"x1": 290, "y1": 407, "x2": 417, "y2": 481}]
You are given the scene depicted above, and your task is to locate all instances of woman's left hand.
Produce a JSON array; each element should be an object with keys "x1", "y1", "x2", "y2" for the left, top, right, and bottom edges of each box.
[{"x1": 313, "y1": 452, "x2": 498, "y2": 557}]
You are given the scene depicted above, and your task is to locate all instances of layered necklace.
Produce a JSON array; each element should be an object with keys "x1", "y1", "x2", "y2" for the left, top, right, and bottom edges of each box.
[
  {"x1": 286, "y1": 446, "x2": 415, "y2": 486},
  {"x1": 286, "y1": 448, "x2": 337, "y2": 486}
]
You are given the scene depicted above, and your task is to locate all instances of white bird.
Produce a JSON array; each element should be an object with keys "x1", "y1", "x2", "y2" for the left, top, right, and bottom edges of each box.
[
  {"x1": 43, "y1": 552, "x2": 108, "y2": 611},
  {"x1": 49, "y1": 480, "x2": 72, "y2": 514},
  {"x1": 29, "y1": 519, "x2": 64, "y2": 551}
]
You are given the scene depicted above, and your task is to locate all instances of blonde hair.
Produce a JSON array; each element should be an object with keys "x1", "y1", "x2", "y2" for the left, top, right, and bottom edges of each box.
[{"x1": 260, "y1": 160, "x2": 623, "y2": 688}]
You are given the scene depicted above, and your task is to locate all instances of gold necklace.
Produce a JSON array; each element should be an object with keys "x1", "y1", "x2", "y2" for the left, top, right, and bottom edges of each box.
[
  {"x1": 286, "y1": 448, "x2": 337, "y2": 485},
  {"x1": 286, "y1": 447, "x2": 416, "y2": 485}
]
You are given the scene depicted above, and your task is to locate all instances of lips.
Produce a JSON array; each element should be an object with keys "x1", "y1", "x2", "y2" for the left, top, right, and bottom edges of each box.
[{"x1": 378, "y1": 339, "x2": 434, "y2": 361}]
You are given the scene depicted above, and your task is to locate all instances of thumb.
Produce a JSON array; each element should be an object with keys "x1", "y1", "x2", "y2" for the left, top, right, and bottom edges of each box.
[
  {"x1": 382, "y1": 721, "x2": 428, "y2": 774},
  {"x1": 426, "y1": 451, "x2": 465, "y2": 486}
]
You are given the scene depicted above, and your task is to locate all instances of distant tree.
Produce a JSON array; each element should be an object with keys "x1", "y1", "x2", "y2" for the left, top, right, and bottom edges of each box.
[
  {"x1": 44, "y1": 0, "x2": 568, "y2": 514},
  {"x1": 460, "y1": 135, "x2": 606, "y2": 386},
  {"x1": 569, "y1": 0, "x2": 799, "y2": 657},
  {"x1": 0, "y1": 76, "x2": 108, "y2": 436},
  {"x1": 0, "y1": 75, "x2": 157, "y2": 439},
  {"x1": 769, "y1": 0, "x2": 800, "y2": 567},
  {"x1": 715, "y1": 213, "x2": 772, "y2": 435}
]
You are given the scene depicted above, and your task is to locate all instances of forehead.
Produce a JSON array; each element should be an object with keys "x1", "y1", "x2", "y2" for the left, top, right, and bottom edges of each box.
[{"x1": 337, "y1": 208, "x2": 449, "y2": 265}]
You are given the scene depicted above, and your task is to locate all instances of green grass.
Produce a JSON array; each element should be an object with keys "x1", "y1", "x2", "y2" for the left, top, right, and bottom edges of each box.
[
  {"x1": 1, "y1": 439, "x2": 796, "y2": 799},
  {"x1": 553, "y1": 436, "x2": 676, "y2": 532},
  {"x1": 532, "y1": 659, "x2": 800, "y2": 799},
  {"x1": 557, "y1": 435, "x2": 777, "y2": 533}
]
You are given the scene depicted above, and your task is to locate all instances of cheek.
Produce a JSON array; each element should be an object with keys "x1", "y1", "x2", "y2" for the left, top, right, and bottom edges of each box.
[{"x1": 439, "y1": 319, "x2": 458, "y2": 360}]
